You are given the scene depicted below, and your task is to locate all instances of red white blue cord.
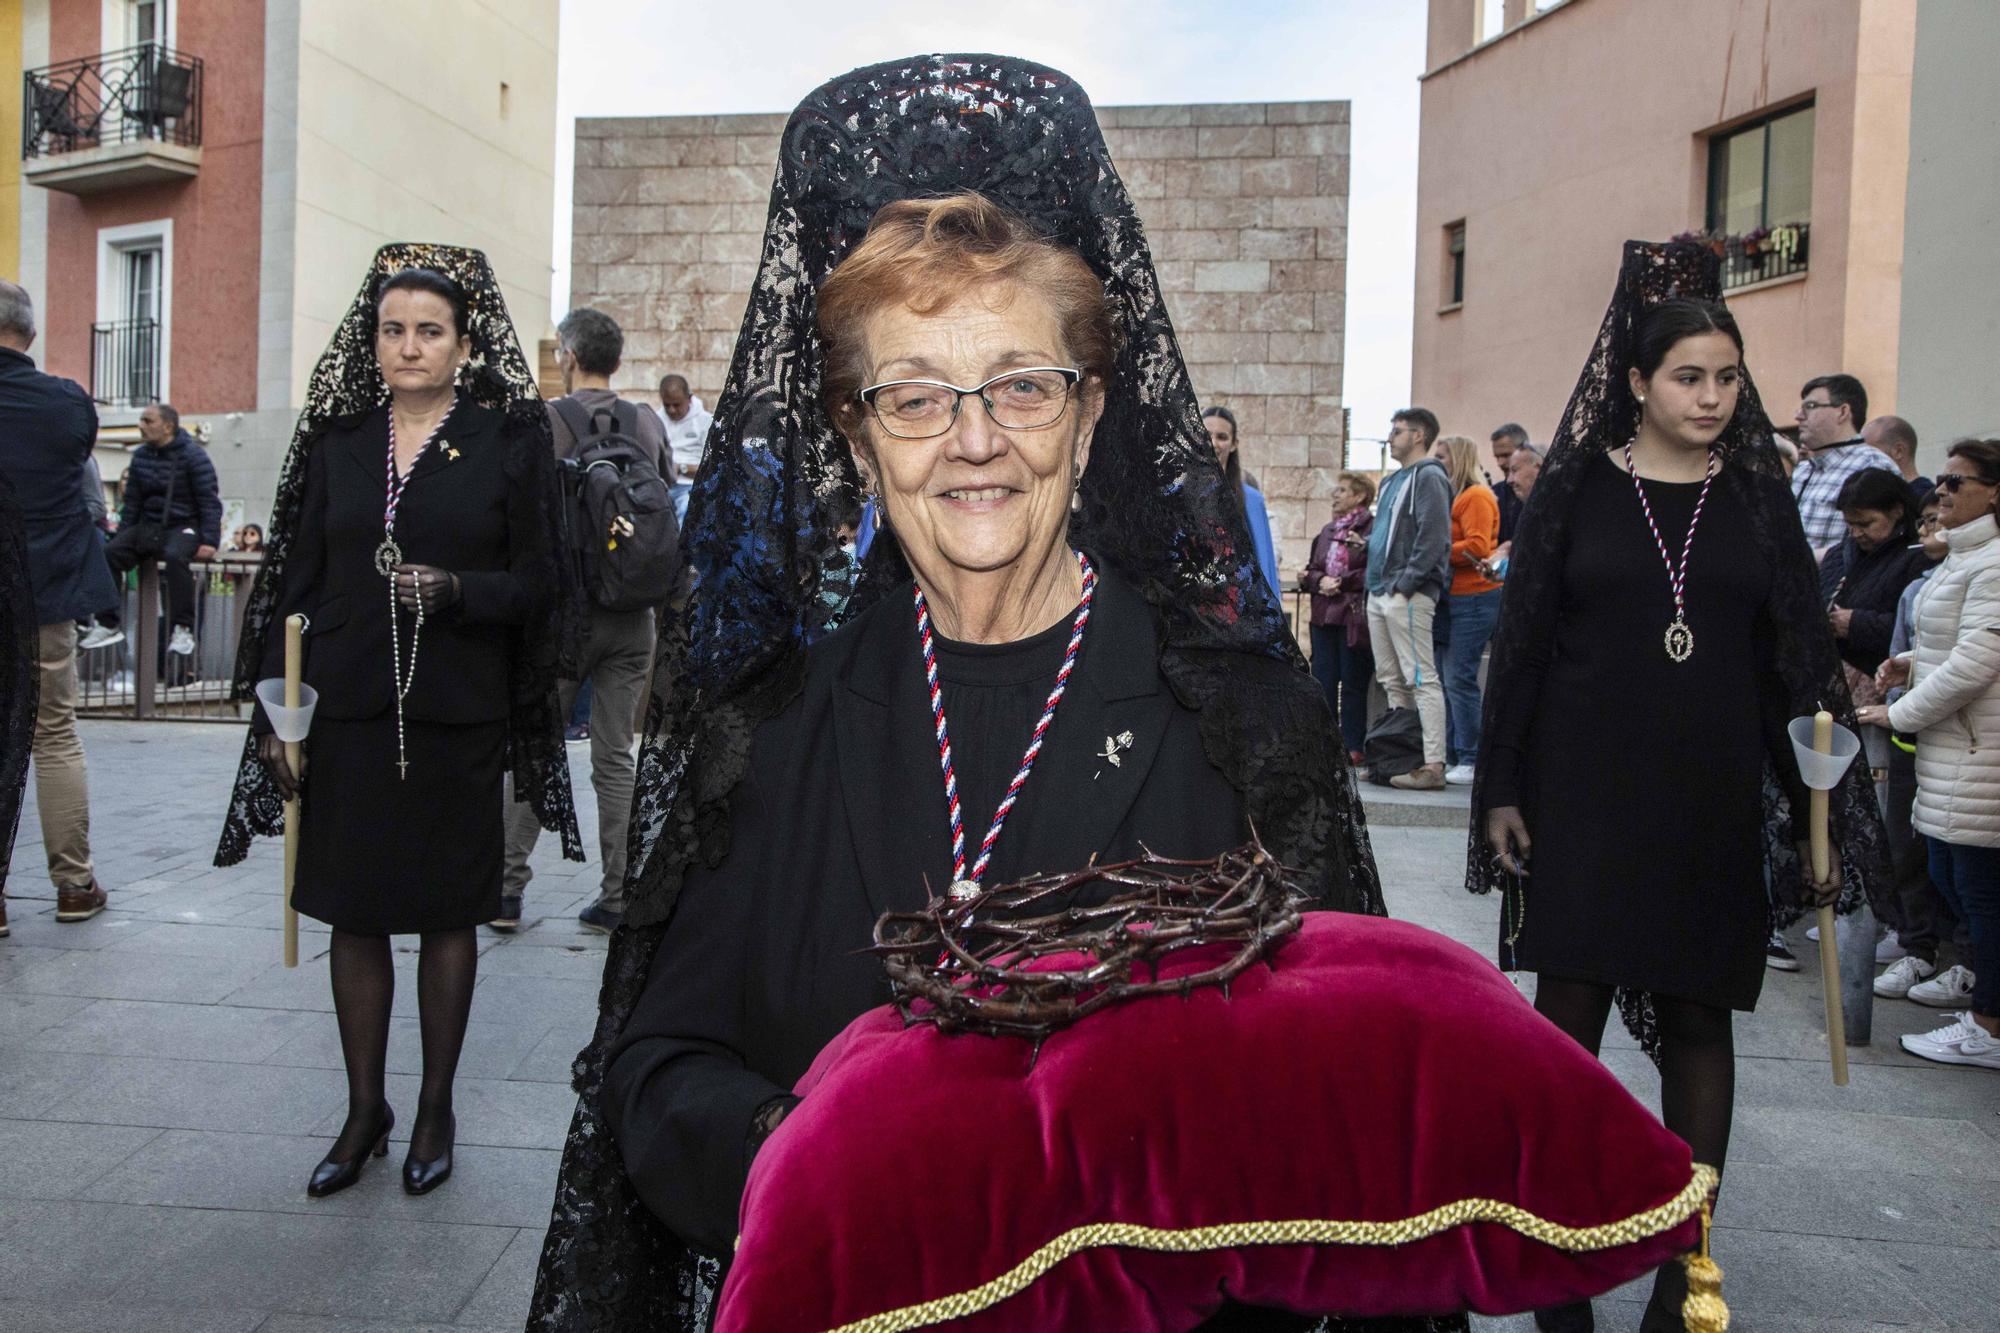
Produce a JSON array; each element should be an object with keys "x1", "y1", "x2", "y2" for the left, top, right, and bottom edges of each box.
[{"x1": 915, "y1": 550, "x2": 1096, "y2": 890}]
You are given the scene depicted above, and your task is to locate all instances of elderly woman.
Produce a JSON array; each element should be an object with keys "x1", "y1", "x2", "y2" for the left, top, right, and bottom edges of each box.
[
  {"x1": 1859, "y1": 438, "x2": 2000, "y2": 1069},
  {"x1": 217, "y1": 248, "x2": 577, "y2": 1200},
  {"x1": 531, "y1": 57, "x2": 1449, "y2": 1333}
]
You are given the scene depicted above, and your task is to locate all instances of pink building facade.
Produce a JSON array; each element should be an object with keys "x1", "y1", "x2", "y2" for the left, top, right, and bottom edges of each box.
[{"x1": 1412, "y1": 0, "x2": 1918, "y2": 459}]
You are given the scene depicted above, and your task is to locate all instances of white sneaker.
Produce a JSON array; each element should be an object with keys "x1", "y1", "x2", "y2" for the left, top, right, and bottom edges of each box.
[
  {"x1": 77, "y1": 623, "x2": 124, "y2": 650},
  {"x1": 1874, "y1": 955, "x2": 1936, "y2": 999},
  {"x1": 1908, "y1": 964, "x2": 1977, "y2": 1008},
  {"x1": 1444, "y1": 764, "x2": 1476, "y2": 786},
  {"x1": 168, "y1": 626, "x2": 195, "y2": 656},
  {"x1": 1900, "y1": 1013, "x2": 2000, "y2": 1070},
  {"x1": 1876, "y1": 930, "x2": 1909, "y2": 963}
]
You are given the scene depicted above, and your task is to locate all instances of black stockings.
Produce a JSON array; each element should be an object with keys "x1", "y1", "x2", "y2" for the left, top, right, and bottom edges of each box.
[
  {"x1": 1531, "y1": 977, "x2": 1735, "y2": 1332},
  {"x1": 326, "y1": 927, "x2": 477, "y2": 1162},
  {"x1": 413, "y1": 927, "x2": 476, "y2": 1157}
]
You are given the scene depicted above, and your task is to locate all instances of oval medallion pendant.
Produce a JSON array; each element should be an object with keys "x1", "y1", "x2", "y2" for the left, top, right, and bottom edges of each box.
[
  {"x1": 373, "y1": 537, "x2": 403, "y2": 579},
  {"x1": 946, "y1": 879, "x2": 981, "y2": 903},
  {"x1": 1664, "y1": 617, "x2": 1695, "y2": 663}
]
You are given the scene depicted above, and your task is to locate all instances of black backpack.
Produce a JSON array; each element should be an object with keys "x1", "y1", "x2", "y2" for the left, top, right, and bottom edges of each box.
[
  {"x1": 551, "y1": 397, "x2": 679, "y2": 612},
  {"x1": 1361, "y1": 706, "x2": 1424, "y2": 784}
]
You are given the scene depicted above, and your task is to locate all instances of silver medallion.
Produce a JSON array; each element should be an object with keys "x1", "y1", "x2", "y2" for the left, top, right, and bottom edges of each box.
[
  {"x1": 946, "y1": 879, "x2": 981, "y2": 903},
  {"x1": 1664, "y1": 617, "x2": 1694, "y2": 663},
  {"x1": 373, "y1": 537, "x2": 403, "y2": 579}
]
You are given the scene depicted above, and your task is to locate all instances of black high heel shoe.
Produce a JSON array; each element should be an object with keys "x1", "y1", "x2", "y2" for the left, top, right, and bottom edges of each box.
[
  {"x1": 402, "y1": 1111, "x2": 455, "y2": 1195},
  {"x1": 307, "y1": 1105, "x2": 394, "y2": 1198}
]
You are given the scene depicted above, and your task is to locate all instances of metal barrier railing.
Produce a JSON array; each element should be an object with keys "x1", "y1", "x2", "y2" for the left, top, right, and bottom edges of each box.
[{"x1": 75, "y1": 552, "x2": 260, "y2": 721}]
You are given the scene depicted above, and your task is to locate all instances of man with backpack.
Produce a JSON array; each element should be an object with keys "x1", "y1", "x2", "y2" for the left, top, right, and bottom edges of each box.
[{"x1": 497, "y1": 307, "x2": 676, "y2": 934}]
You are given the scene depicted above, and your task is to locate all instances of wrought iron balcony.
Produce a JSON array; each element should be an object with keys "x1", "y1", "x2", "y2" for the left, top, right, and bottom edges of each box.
[
  {"x1": 21, "y1": 44, "x2": 204, "y2": 194},
  {"x1": 91, "y1": 319, "x2": 162, "y2": 408}
]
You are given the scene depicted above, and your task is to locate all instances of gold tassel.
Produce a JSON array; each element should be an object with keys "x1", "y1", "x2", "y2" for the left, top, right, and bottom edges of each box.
[{"x1": 1682, "y1": 1196, "x2": 1729, "y2": 1333}]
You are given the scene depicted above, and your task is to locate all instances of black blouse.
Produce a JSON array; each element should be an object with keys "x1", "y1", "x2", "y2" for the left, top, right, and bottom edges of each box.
[{"x1": 603, "y1": 568, "x2": 1247, "y2": 1254}]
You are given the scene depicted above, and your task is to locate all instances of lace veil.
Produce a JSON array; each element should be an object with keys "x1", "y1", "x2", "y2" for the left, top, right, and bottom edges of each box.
[
  {"x1": 0, "y1": 471, "x2": 34, "y2": 893},
  {"x1": 1466, "y1": 240, "x2": 1886, "y2": 1054},
  {"x1": 530, "y1": 54, "x2": 1400, "y2": 1331},
  {"x1": 213, "y1": 243, "x2": 581, "y2": 867}
]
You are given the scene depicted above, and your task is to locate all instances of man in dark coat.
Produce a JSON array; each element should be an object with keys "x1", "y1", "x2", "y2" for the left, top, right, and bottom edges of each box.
[
  {"x1": 99, "y1": 400, "x2": 222, "y2": 656},
  {"x1": 0, "y1": 279, "x2": 115, "y2": 923}
]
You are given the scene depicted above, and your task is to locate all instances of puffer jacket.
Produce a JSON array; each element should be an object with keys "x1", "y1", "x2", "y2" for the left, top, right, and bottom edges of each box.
[{"x1": 1887, "y1": 513, "x2": 2000, "y2": 846}]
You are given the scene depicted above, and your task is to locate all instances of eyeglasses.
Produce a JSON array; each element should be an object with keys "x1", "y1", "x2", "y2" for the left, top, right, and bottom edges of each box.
[
  {"x1": 858, "y1": 367, "x2": 1082, "y2": 440},
  {"x1": 1937, "y1": 474, "x2": 1998, "y2": 493},
  {"x1": 1797, "y1": 400, "x2": 1837, "y2": 413}
]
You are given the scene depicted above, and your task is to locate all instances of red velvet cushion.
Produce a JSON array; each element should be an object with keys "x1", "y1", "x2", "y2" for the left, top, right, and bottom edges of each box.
[{"x1": 718, "y1": 914, "x2": 1709, "y2": 1333}]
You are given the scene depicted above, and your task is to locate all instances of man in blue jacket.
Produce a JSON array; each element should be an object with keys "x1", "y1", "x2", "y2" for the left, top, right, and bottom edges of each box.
[
  {"x1": 1364, "y1": 406, "x2": 1454, "y2": 790},
  {"x1": 99, "y1": 401, "x2": 221, "y2": 657},
  {"x1": 0, "y1": 279, "x2": 115, "y2": 924}
]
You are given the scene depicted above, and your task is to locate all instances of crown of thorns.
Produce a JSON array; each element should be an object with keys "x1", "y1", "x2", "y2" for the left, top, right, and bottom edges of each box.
[{"x1": 870, "y1": 837, "x2": 1306, "y2": 1056}]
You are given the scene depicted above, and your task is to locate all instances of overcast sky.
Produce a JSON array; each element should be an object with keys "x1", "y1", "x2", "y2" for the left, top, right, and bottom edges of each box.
[{"x1": 554, "y1": 1, "x2": 1423, "y2": 459}]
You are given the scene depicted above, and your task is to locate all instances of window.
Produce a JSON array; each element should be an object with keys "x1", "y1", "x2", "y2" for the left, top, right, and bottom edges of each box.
[
  {"x1": 94, "y1": 220, "x2": 172, "y2": 408},
  {"x1": 129, "y1": 0, "x2": 166, "y2": 48},
  {"x1": 1444, "y1": 222, "x2": 1466, "y2": 308},
  {"x1": 1706, "y1": 102, "x2": 1814, "y2": 235},
  {"x1": 1479, "y1": 0, "x2": 1506, "y2": 41}
]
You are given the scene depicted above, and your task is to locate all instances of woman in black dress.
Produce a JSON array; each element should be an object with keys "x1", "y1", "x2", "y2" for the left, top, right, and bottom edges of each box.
[
  {"x1": 530, "y1": 56, "x2": 1462, "y2": 1333},
  {"x1": 1470, "y1": 245, "x2": 1883, "y2": 1333},
  {"x1": 216, "y1": 247, "x2": 579, "y2": 1199}
]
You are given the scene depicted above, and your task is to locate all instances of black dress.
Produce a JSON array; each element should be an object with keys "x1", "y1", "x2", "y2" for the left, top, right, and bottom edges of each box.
[
  {"x1": 1485, "y1": 453, "x2": 1800, "y2": 1012},
  {"x1": 256, "y1": 402, "x2": 557, "y2": 935}
]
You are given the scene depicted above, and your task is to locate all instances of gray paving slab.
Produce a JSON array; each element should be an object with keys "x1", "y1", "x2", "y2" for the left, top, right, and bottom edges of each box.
[
  {"x1": 77, "y1": 1128, "x2": 562, "y2": 1230},
  {"x1": 18, "y1": 996, "x2": 323, "y2": 1063},
  {"x1": 1, "y1": 941, "x2": 274, "y2": 1003},
  {"x1": 0, "y1": 1300, "x2": 265, "y2": 1332},
  {"x1": 450, "y1": 1226, "x2": 548, "y2": 1328},
  {"x1": 37, "y1": 1050, "x2": 347, "y2": 1135},
  {"x1": 110, "y1": 1209, "x2": 516, "y2": 1322},
  {"x1": 0, "y1": 1197, "x2": 233, "y2": 1304},
  {"x1": 0, "y1": 1117, "x2": 161, "y2": 1199}
]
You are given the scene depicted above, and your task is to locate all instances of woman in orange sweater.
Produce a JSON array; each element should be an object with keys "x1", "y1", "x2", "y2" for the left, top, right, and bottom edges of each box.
[{"x1": 1432, "y1": 436, "x2": 1502, "y2": 785}]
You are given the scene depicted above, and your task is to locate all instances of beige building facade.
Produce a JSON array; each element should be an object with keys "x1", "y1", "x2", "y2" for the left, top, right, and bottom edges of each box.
[
  {"x1": 1410, "y1": 0, "x2": 1964, "y2": 466},
  {"x1": 569, "y1": 100, "x2": 1351, "y2": 573}
]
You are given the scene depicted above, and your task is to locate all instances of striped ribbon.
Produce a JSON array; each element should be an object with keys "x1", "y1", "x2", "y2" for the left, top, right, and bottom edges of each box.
[
  {"x1": 915, "y1": 551, "x2": 1096, "y2": 890},
  {"x1": 1624, "y1": 442, "x2": 1717, "y2": 623}
]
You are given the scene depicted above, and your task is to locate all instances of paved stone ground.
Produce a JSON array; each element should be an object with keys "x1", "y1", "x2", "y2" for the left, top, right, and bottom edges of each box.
[{"x1": 2, "y1": 722, "x2": 1994, "y2": 1332}]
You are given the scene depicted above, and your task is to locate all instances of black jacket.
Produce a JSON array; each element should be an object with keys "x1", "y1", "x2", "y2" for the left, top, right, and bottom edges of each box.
[
  {"x1": 0, "y1": 346, "x2": 116, "y2": 625},
  {"x1": 603, "y1": 569, "x2": 1248, "y2": 1254},
  {"x1": 120, "y1": 428, "x2": 223, "y2": 547},
  {"x1": 256, "y1": 403, "x2": 556, "y2": 728},
  {"x1": 1820, "y1": 534, "x2": 1933, "y2": 676}
]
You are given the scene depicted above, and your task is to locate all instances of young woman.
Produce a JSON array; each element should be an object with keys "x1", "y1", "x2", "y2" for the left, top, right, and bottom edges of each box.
[
  {"x1": 1202, "y1": 405, "x2": 1281, "y2": 602},
  {"x1": 1430, "y1": 435, "x2": 1502, "y2": 784},
  {"x1": 1300, "y1": 470, "x2": 1375, "y2": 762},
  {"x1": 1470, "y1": 244, "x2": 1877, "y2": 1333},
  {"x1": 1857, "y1": 438, "x2": 2000, "y2": 1070}
]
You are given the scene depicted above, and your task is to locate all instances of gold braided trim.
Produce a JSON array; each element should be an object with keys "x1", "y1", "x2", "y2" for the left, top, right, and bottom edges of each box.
[{"x1": 824, "y1": 1163, "x2": 1719, "y2": 1333}]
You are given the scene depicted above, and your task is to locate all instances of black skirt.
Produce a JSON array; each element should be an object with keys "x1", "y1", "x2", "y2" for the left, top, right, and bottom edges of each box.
[{"x1": 293, "y1": 715, "x2": 505, "y2": 934}]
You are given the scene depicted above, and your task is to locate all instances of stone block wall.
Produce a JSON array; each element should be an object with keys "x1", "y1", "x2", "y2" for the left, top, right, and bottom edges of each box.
[{"x1": 570, "y1": 101, "x2": 1349, "y2": 575}]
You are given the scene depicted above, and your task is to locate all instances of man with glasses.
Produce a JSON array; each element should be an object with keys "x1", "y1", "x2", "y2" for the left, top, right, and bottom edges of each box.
[{"x1": 1791, "y1": 373, "x2": 1897, "y2": 553}]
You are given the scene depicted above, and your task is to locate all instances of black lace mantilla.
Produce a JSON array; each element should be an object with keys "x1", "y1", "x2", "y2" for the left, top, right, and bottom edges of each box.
[
  {"x1": 1466, "y1": 241, "x2": 1887, "y2": 1058},
  {"x1": 528, "y1": 53, "x2": 1445, "y2": 1333},
  {"x1": 0, "y1": 470, "x2": 36, "y2": 895},
  {"x1": 214, "y1": 243, "x2": 581, "y2": 869}
]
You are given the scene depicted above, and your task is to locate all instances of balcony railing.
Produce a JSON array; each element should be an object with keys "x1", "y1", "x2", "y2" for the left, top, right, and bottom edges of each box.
[
  {"x1": 23, "y1": 43, "x2": 204, "y2": 156},
  {"x1": 1674, "y1": 223, "x2": 1811, "y2": 293},
  {"x1": 91, "y1": 319, "x2": 161, "y2": 408}
]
